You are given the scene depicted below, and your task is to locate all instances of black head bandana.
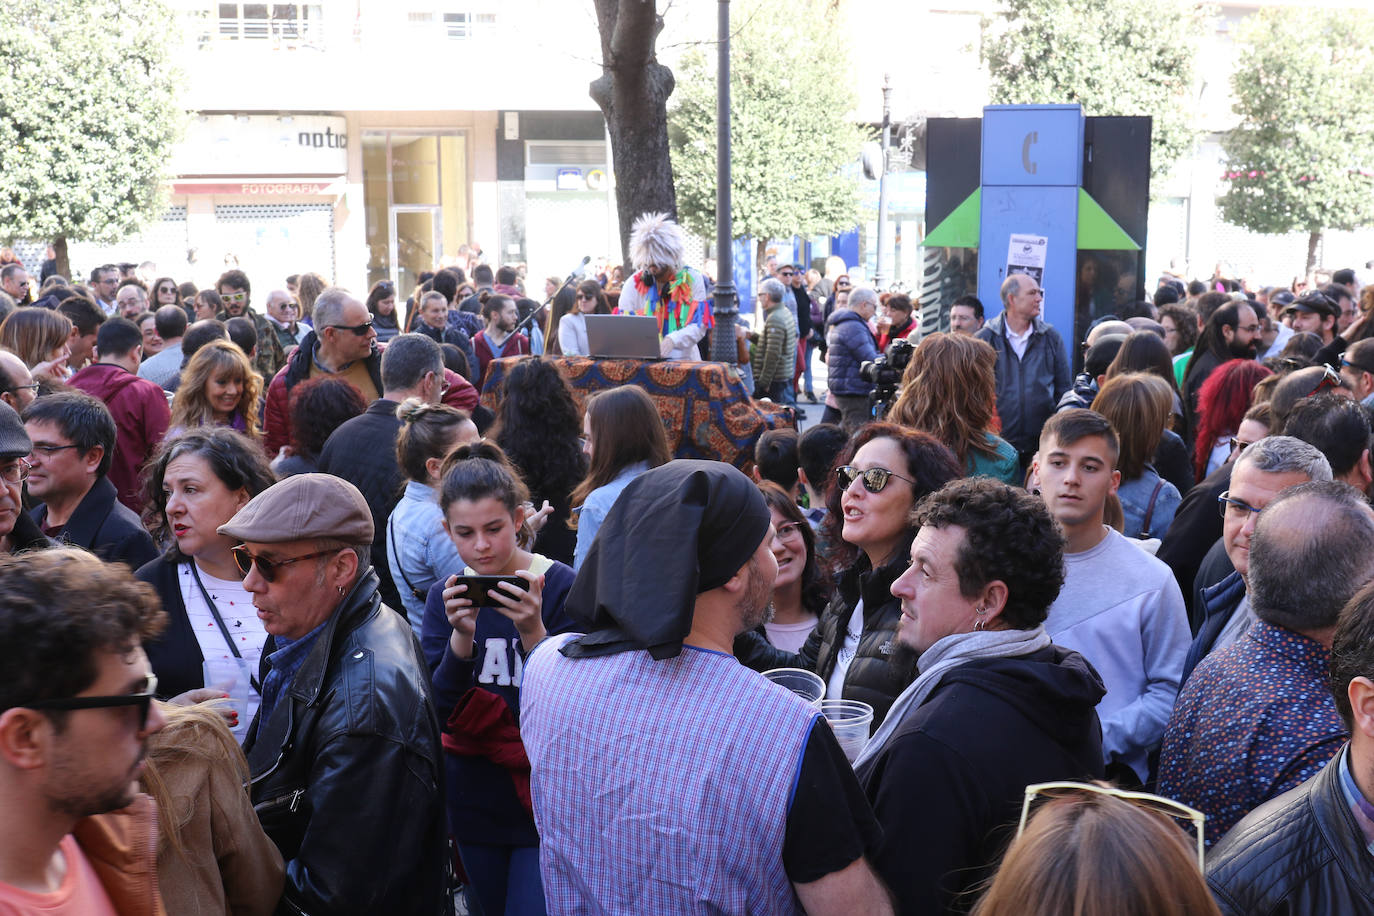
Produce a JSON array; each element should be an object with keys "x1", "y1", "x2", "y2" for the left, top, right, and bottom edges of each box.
[{"x1": 561, "y1": 460, "x2": 772, "y2": 660}]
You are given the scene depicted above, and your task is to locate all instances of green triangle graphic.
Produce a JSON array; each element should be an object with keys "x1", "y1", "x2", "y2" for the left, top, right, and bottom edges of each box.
[
  {"x1": 1077, "y1": 189, "x2": 1140, "y2": 250},
  {"x1": 922, "y1": 189, "x2": 980, "y2": 248}
]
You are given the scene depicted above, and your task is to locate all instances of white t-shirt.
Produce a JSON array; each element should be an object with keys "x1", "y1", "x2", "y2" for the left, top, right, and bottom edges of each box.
[
  {"x1": 180, "y1": 562, "x2": 267, "y2": 734},
  {"x1": 764, "y1": 618, "x2": 818, "y2": 654},
  {"x1": 1006, "y1": 322, "x2": 1034, "y2": 360},
  {"x1": 826, "y1": 599, "x2": 864, "y2": 699}
]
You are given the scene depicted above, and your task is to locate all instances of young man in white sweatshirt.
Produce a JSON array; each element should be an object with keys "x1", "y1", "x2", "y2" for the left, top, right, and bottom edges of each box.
[{"x1": 1034, "y1": 408, "x2": 1190, "y2": 787}]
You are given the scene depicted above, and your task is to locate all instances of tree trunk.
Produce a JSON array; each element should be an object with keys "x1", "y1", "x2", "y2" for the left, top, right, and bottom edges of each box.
[
  {"x1": 1306, "y1": 229, "x2": 1322, "y2": 277},
  {"x1": 590, "y1": 0, "x2": 677, "y2": 270},
  {"x1": 54, "y1": 237, "x2": 70, "y2": 285}
]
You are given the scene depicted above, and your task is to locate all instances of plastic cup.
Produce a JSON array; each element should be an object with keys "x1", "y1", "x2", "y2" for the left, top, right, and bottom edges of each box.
[
  {"x1": 763, "y1": 667, "x2": 826, "y2": 708},
  {"x1": 203, "y1": 656, "x2": 253, "y2": 726},
  {"x1": 820, "y1": 699, "x2": 874, "y2": 764}
]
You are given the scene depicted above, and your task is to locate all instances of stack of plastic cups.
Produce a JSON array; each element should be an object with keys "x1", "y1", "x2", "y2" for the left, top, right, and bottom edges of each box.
[
  {"x1": 819, "y1": 699, "x2": 874, "y2": 764},
  {"x1": 762, "y1": 667, "x2": 826, "y2": 708}
]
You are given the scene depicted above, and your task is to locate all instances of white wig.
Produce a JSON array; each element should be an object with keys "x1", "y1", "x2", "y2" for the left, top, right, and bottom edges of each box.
[{"x1": 629, "y1": 212, "x2": 686, "y2": 272}]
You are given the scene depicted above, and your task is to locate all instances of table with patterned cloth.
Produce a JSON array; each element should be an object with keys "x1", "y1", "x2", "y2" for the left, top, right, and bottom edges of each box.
[{"x1": 481, "y1": 356, "x2": 794, "y2": 470}]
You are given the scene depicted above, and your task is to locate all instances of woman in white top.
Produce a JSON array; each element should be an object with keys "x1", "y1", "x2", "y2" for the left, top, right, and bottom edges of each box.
[
  {"x1": 555, "y1": 280, "x2": 611, "y2": 357},
  {"x1": 137, "y1": 428, "x2": 278, "y2": 737},
  {"x1": 756, "y1": 482, "x2": 827, "y2": 652}
]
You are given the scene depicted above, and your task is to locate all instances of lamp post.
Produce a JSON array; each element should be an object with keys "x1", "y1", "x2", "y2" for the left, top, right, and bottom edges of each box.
[
  {"x1": 873, "y1": 74, "x2": 892, "y2": 291},
  {"x1": 709, "y1": 0, "x2": 738, "y2": 365}
]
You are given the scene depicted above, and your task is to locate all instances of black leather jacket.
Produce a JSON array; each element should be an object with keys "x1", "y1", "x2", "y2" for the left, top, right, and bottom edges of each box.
[
  {"x1": 1207, "y1": 745, "x2": 1374, "y2": 915},
  {"x1": 243, "y1": 569, "x2": 449, "y2": 915},
  {"x1": 735, "y1": 537, "x2": 917, "y2": 726}
]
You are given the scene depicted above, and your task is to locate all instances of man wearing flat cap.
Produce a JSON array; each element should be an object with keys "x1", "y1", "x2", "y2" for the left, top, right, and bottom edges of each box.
[
  {"x1": 521, "y1": 460, "x2": 892, "y2": 915},
  {"x1": 225, "y1": 473, "x2": 448, "y2": 914},
  {"x1": 0, "y1": 401, "x2": 51, "y2": 554}
]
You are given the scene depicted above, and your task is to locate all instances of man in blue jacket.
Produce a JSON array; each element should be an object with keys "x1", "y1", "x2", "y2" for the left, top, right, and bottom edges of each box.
[
  {"x1": 976, "y1": 273, "x2": 1072, "y2": 470},
  {"x1": 824, "y1": 286, "x2": 880, "y2": 431}
]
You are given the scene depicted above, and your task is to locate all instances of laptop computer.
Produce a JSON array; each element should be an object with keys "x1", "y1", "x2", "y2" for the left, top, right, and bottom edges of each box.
[{"x1": 584, "y1": 314, "x2": 664, "y2": 360}]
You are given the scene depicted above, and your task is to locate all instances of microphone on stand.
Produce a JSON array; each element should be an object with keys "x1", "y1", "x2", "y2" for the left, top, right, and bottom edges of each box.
[{"x1": 516, "y1": 256, "x2": 591, "y2": 336}]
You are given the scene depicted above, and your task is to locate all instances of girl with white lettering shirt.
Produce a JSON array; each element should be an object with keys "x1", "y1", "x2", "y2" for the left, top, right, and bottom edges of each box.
[{"x1": 420, "y1": 441, "x2": 575, "y2": 916}]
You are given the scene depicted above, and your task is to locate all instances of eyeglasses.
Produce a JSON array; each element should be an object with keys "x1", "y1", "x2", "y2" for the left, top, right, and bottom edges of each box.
[
  {"x1": 1308, "y1": 363, "x2": 1346, "y2": 398},
  {"x1": 325, "y1": 320, "x2": 374, "y2": 336},
  {"x1": 5, "y1": 382, "x2": 39, "y2": 396},
  {"x1": 1341, "y1": 352, "x2": 1374, "y2": 376},
  {"x1": 1018, "y1": 781, "x2": 1206, "y2": 871},
  {"x1": 231, "y1": 545, "x2": 341, "y2": 582},
  {"x1": 158, "y1": 286, "x2": 176, "y2": 294},
  {"x1": 30, "y1": 443, "x2": 82, "y2": 457},
  {"x1": 836, "y1": 465, "x2": 914, "y2": 494},
  {"x1": 220, "y1": 291, "x2": 247, "y2": 304},
  {"x1": 577, "y1": 294, "x2": 596, "y2": 301},
  {"x1": 773, "y1": 521, "x2": 804, "y2": 541},
  {"x1": 1227, "y1": 436, "x2": 1256, "y2": 456},
  {"x1": 779, "y1": 271, "x2": 795, "y2": 278},
  {"x1": 1218, "y1": 490, "x2": 1262, "y2": 520},
  {"x1": 1236, "y1": 324, "x2": 1261, "y2": 333},
  {"x1": 26, "y1": 674, "x2": 159, "y2": 731},
  {"x1": 0, "y1": 459, "x2": 30, "y2": 484}
]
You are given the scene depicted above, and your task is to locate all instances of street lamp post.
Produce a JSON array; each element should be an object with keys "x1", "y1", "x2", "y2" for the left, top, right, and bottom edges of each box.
[
  {"x1": 874, "y1": 74, "x2": 892, "y2": 291},
  {"x1": 709, "y1": 0, "x2": 738, "y2": 365}
]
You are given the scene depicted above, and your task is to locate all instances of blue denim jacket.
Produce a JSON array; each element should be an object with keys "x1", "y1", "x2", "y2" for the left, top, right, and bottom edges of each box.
[
  {"x1": 574, "y1": 461, "x2": 651, "y2": 571},
  {"x1": 385, "y1": 480, "x2": 464, "y2": 633},
  {"x1": 1117, "y1": 466, "x2": 1181, "y2": 540}
]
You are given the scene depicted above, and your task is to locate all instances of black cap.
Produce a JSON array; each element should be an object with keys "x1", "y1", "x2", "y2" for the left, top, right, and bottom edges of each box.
[{"x1": 1286, "y1": 291, "x2": 1338, "y2": 318}]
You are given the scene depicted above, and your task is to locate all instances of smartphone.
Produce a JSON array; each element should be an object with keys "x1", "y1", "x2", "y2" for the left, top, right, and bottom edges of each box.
[{"x1": 452, "y1": 575, "x2": 526, "y2": 606}]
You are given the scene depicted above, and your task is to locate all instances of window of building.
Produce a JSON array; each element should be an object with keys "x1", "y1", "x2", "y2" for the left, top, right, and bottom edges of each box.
[{"x1": 215, "y1": 3, "x2": 322, "y2": 46}]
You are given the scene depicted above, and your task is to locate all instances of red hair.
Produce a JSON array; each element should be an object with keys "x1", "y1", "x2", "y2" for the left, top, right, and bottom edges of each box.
[{"x1": 1194, "y1": 359, "x2": 1272, "y2": 479}]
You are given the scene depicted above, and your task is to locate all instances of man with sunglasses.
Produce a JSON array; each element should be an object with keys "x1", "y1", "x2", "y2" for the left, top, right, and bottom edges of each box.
[
  {"x1": 1180, "y1": 436, "x2": 1329, "y2": 686},
  {"x1": 1208, "y1": 558, "x2": 1374, "y2": 913},
  {"x1": 0, "y1": 350, "x2": 37, "y2": 415},
  {"x1": 224, "y1": 473, "x2": 448, "y2": 914},
  {"x1": 1160, "y1": 481, "x2": 1374, "y2": 847},
  {"x1": 216, "y1": 269, "x2": 286, "y2": 379},
  {"x1": 0, "y1": 263, "x2": 31, "y2": 306},
  {"x1": 262, "y1": 288, "x2": 308, "y2": 353},
  {"x1": 0, "y1": 548, "x2": 167, "y2": 911},
  {"x1": 1339, "y1": 338, "x2": 1374, "y2": 405}
]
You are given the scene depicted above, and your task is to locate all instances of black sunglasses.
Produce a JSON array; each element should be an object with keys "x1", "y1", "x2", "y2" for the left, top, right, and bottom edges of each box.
[
  {"x1": 232, "y1": 545, "x2": 340, "y2": 582},
  {"x1": 27, "y1": 674, "x2": 158, "y2": 730},
  {"x1": 325, "y1": 320, "x2": 374, "y2": 336},
  {"x1": 836, "y1": 465, "x2": 915, "y2": 494}
]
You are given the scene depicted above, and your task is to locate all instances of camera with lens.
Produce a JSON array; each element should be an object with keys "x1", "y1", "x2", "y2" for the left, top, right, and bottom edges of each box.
[{"x1": 860, "y1": 337, "x2": 915, "y2": 417}]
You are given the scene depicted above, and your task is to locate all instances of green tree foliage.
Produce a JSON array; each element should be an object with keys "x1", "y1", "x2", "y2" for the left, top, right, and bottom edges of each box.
[
  {"x1": 668, "y1": 0, "x2": 866, "y2": 251},
  {"x1": 983, "y1": 0, "x2": 1201, "y2": 183},
  {"x1": 1217, "y1": 7, "x2": 1374, "y2": 273},
  {"x1": 0, "y1": 0, "x2": 185, "y2": 268}
]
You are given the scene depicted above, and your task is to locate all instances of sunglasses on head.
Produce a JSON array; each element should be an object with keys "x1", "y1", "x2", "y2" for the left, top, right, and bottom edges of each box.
[
  {"x1": 1308, "y1": 363, "x2": 1346, "y2": 398},
  {"x1": 836, "y1": 465, "x2": 914, "y2": 494},
  {"x1": 1019, "y1": 781, "x2": 1205, "y2": 871},
  {"x1": 26, "y1": 674, "x2": 159, "y2": 730},
  {"x1": 232, "y1": 545, "x2": 340, "y2": 582}
]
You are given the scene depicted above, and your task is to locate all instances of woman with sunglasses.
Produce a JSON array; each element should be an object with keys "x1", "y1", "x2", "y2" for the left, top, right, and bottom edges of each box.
[
  {"x1": 742, "y1": 424, "x2": 962, "y2": 719},
  {"x1": 551, "y1": 281, "x2": 610, "y2": 357},
  {"x1": 971, "y1": 782, "x2": 1219, "y2": 916},
  {"x1": 423, "y1": 441, "x2": 577, "y2": 916},
  {"x1": 150, "y1": 276, "x2": 181, "y2": 309},
  {"x1": 137, "y1": 429, "x2": 277, "y2": 736},
  {"x1": 365, "y1": 279, "x2": 401, "y2": 343}
]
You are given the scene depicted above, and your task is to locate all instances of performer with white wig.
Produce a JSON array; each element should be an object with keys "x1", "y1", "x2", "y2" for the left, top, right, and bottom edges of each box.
[{"x1": 616, "y1": 211, "x2": 714, "y2": 359}]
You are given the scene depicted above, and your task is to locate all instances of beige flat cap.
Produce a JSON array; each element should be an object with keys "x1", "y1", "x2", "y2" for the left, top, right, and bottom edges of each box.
[{"x1": 218, "y1": 473, "x2": 374, "y2": 545}]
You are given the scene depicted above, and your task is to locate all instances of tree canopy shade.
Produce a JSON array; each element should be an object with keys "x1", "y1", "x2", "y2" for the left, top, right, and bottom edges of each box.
[
  {"x1": 1217, "y1": 7, "x2": 1374, "y2": 274},
  {"x1": 982, "y1": 0, "x2": 1200, "y2": 185},
  {"x1": 668, "y1": 0, "x2": 866, "y2": 260},
  {"x1": 0, "y1": 0, "x2": 186, "y2": 276}
]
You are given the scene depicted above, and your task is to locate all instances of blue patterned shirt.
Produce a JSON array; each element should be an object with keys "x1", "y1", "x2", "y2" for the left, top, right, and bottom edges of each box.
[
  {"x1": 1158, "y1": 619, "x2": 1347, "y2": 846},
  {"x1": 258, "y1": 619, "x2": 329, "y2": 725}
]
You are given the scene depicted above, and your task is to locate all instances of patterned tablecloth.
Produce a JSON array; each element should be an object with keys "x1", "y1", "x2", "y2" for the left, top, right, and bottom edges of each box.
[{"x1": 481, "y1": 356, "x2": 794, "y2": 470}]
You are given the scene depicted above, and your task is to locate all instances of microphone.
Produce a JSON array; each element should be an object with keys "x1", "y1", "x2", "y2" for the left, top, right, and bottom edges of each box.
[{"x1": 565, "y1": 255, "x2": 591, "y2": 284}]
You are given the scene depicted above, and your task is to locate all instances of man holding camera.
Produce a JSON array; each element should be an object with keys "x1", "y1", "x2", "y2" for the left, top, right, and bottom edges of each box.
[
  {"x1": 824, "y1": 286, "x2": 881, "y2": 431},
  {"x1": 976, "y1": 272, "x2": 1072, "y2": 470}
]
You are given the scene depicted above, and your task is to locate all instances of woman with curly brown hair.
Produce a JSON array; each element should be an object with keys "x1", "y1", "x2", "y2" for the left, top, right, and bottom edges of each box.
[{"x1": 888, "y1": 332, "x2": 1019, "y2": 484}]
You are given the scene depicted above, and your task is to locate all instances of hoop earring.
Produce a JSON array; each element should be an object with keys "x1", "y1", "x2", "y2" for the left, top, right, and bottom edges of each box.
[
  {"x1": 337, "y1": 585, "x2": 346, "y2": 596},
  {"x1": 973, "y1": 608, "x2": 987, "y2": 632}
]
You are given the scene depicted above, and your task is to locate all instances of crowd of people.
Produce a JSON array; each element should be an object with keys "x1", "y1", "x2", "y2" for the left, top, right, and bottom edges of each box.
[{"x1": 3, "y1": 225, "x2": 1374, "y2": 916}]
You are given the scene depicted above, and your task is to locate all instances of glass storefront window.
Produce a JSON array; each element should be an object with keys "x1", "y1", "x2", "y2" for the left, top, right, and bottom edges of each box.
[{"x1": 362, "y1": 130, "x2": 469, "y2": 300}]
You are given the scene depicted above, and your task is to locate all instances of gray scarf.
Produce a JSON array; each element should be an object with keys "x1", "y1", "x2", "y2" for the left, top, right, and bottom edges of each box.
[{"x1": 852, "y1": 625, "x2": 1052, "y2": 770}]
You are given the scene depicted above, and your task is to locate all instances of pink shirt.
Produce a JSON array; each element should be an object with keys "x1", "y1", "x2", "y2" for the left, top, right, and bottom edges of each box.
[{"x1": 0, "y1": 835, "x2": 119, "y2": 915}]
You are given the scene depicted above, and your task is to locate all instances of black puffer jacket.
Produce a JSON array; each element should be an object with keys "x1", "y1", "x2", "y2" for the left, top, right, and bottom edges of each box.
[
  {"x1": 243, "y1": 569, "x2": 449, "y2": 915},
  {"x1": 1206, "y1": 745, "x2": 1374, "y2": 915},
  {"x1": 735, "y1": 537, "x2": 917, "y2": 727}
]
